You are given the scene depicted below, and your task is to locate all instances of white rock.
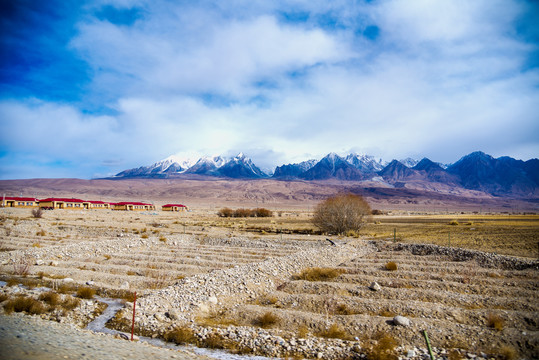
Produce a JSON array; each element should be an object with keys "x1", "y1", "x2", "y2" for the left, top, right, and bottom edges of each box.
[
  {"x1": 369, "y1": 281, "x2": 381, "y2": 291},
  {"x1": 393, "y1": 315, "x2": 411, "y2": 327},
  {"x1": 35, "y1": 259, "x2": 44, "y2": 266},
  {"x1": 120, "y1": 281, "x2": 130, "y2": 290},
  {"x1": 208, "y1": 296, "x2": 218, "y2": 305},
  {"x1": 63, "y1": 278, "x2": 74, "y2": 283},
  {"x1": 86, "y1": 281, "x2": 95, "y2": 286},
  {"x1": 407, "y1": 349, "x2": 416, "y2": 357},
  {"x1": 49, "y1": 260, "x2": 59, "y2": 266}
]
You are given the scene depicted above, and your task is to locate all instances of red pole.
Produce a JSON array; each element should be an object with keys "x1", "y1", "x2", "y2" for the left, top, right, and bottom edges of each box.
[{"x1": 131, "y1": 291, "x2": 137, "y2": 341}]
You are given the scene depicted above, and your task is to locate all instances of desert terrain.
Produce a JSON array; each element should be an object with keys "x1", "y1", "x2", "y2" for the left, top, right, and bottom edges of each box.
[{"x1": 0, "y1": 178, "x2": 538, "y2": 359}]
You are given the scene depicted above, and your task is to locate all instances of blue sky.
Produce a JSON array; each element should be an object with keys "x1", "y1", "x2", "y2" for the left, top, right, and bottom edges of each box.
[{"x1": 1, "y1": 0, "x2": 538, "y2": 179}]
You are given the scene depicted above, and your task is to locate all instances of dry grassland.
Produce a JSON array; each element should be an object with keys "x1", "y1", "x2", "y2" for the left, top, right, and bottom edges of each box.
[{"x1": 0, "y1": 206, "x2": 538, "y2": 358}]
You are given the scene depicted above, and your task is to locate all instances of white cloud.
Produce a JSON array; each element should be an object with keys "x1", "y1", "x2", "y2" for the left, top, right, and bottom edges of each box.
[{"x1": 1, "y1": 0, "x2": 538, "y2": 179}]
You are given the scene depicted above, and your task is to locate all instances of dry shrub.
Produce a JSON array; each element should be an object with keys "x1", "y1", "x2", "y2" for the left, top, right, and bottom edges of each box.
[
  {"x1": 164, "y1": 326, "x2": 197, "y2": 345},
  {"x1": 0, "y1": 294, "x2": 9, "y2": 302},
  {"x1": 159, "y1": 236, "x2": 167, "y2": 242},
  {"x1": 76, "y1": 286, "x2": 96, "y2": 299},
  {"x1": 36, "y1": 229, "x2": 46, "y2": 236},
  {"x1": 198, "y1": 333, "x2": 250, "y2": 354},
  {"x1": 39, "y1": 291, "x2": 61, "y2": 306},
  {"x1": 196, "y1": 310, "x2": 238, "y2": 327},
  {"x1": 486, "y1": 312, "x2": 505, "y2": 331},
  {"x1": 365, "y1": 332, "x2": 399, "y2": 360},
  {"x1": 31, "y1": 208, "x2": 43, "y2": 218},
  {"x1": 141, "y1": 234, "x2": 148, "y2": 239},
  {"x1": 12, "y1": 257, "x2": 32, "y2": 276},
  {"x1": 61, "y1": 296, "x2": 80, "y2": 310},
  {"x1": 256, "y1": 294, "x2": 278, "y2": 306},
  {"x1": 217, "y1": 207, "x2": 234, "y2": 217},
  {"x1": 312, "y1": 193, "x2": 371, "y2": 235},
  {"x1": 58, "y1": 283, "x2": 76, "y2": 294},
  {"x1": 6, "y1": 278, "x2": 19, "y2": 287},
  {"x1": 498, "y1": 345, "x2": 517, "y2": 360},
  {"x1": 254, "y1": 311, "x2": 279, "y2": 328},
  {"x1": 296, "y1": 267, "x2": 345, "y2": 281},
  {"x1": 316, "y1": 323, "x2": 351, "y2": 340},
  {"x1": 449, "y1": 220, "x2": 459, "y2": 226},
  {"x1": 297, "y1": 325, "x2": 310, "y2": 338},
  {"x1": 385, "y1": 262, "x2": 398, "y2": 271},
  {"x1": 3, "y1": 295, "x2": 47, "y2": 315},
  {"x1": 253, "y1": 208, "x2": 273, "y2": 217},
  {"x1": 334, "y1": 303, "x2": 354, "y2": 315}
]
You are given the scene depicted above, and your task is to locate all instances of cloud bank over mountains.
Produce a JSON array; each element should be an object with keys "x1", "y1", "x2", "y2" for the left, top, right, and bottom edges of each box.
[{"x1": 0, "y1": 0, "x2": 538, "y2": 179}]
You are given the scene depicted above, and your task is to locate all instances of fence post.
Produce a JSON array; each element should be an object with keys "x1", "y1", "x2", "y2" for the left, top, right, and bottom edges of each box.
[
  {"x1": 448, "y1": 230, "x2": 451, "y2": 247},
  {"x1": 422, "y1": 330, "x2": 435, "y2": 360},
  {"x1": 131, "y1": 291, "x2": 137, "y2": 341},
  {"x1": 394, "y1": 228, "x2": 396, "y2": 243}
]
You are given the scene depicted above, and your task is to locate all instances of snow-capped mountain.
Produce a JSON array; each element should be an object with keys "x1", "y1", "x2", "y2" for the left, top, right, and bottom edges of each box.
[
  {"x1": 273, "y1": 159, "x2": 317, "y2": 179},
  {"x1": 399, "y1": 157, "x2": 419, "y2": 168},
  {"x1": 345, "y1": 153, "x2": 385, "y2": 173},
  {"x1": 115, "y1": 153, "x2": 267, "y2": 179},
  {"x1": 113, "y1": 151, "x2": 539, "y2": 197}
]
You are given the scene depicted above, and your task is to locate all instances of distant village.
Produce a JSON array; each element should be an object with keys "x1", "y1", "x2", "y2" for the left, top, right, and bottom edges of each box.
[{"x1": 0, "y1": 196, "x2": 188, "y2": 212}]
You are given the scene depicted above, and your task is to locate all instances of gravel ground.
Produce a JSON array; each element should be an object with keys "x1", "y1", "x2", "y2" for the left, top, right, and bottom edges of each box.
[{"x1": 0, "y1": 313, "x2": 208, "y2": 360}]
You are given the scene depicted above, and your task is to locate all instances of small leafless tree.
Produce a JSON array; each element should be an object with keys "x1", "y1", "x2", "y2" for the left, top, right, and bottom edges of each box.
[{"x1": 312, "y1": 193, "x2": 371, "y2": 235}]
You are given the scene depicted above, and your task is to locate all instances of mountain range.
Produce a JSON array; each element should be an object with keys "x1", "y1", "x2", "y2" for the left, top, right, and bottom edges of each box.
[{"x1": 113, "y1": 151, "x2": 539, "y2": 198}]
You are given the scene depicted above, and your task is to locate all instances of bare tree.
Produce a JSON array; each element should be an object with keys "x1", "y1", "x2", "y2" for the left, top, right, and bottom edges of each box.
[{"x1": 312, "y1": 193, "x2": 371, "y2": 235}]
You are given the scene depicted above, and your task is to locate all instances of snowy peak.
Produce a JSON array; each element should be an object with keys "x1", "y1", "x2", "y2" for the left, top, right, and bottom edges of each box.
[{"x1": 345, "y1": 153, "x2": 385, "y2": 173}]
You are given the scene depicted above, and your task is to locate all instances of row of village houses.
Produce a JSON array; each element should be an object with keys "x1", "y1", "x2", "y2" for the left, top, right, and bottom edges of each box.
[{"x1": 0, "y1": 197, "x2": 188, "y2": 212}]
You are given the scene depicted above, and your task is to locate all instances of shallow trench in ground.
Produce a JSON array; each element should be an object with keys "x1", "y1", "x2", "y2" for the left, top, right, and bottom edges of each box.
[{"x1": 87, "y1": 297, "x2": 272, "y2": 360}]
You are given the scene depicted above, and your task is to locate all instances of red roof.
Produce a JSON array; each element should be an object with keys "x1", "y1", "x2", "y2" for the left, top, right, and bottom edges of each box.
[
  {"x1": 87, "y1": 200, "x2": 110, "y2": 204},
  {"x1": 3, "y1": 197, "x2": 38, "y2": 201},
  {"x1": 113, "y1": 202, "x2": 153, "y2": 206},
  {"x1": 38, "y1": 198, "x2": 86, "y2": 203},
  {"x1": 162, "y1": 204, "x2": 186, "y2": 208}
]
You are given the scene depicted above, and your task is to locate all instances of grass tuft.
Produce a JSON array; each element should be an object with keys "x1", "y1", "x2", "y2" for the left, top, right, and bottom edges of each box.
[
  {"x1": 164, "y1": 326, "x2": 197, "y2": 345},
  {"x1": 76, "y1": 286, "x2": 96, "y2": 299},
  {"x1": 486, "y1": 312, "x2": 505, "y2": 331},
  {"x1": 295, "y1": 267, "x2": 345, "y2": 281},
  {"x1": 365, "y1": 333, "x2": 399, "y2": 360},
  {"x1": 3, "y1": 295, "x2": 47, "y2": 315},
  {"x1": 253, "y1": 311, "x2": 279, "y2": 328},
  {"x1": 316, "y1": 323, "x2": 350, "y2": 340},
  {"x1": 385, "y1": 261, "x2": 398, "y2": 271},
  {"x1": 498, "y1": 345, "x2": 517, "y2": 360}
]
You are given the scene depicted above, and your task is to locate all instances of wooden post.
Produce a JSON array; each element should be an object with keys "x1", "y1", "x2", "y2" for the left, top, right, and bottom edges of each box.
[
  {"x1": 448, "y1": 231, "x2": 451, "y2": 247},
  {"x1": 131, "y1": 291, "x2": 137, "y2": 341},
  {"x1": 393, "y1": 228, "x2": 396, "y2": 243}
]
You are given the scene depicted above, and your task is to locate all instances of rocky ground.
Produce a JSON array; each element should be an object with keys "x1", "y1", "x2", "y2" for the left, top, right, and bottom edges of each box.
[{"x1": 0, "y1": 208, "x2": 538, "y2": 359}]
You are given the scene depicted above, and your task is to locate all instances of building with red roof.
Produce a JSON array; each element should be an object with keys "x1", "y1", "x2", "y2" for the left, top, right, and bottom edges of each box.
[
  {"x1": 38, "y1": 198, "x2": 88, "y2": 210},
  {"x1": 162, "y1": 204, "x2": 188, "y2": 212},
  {"x1": 1, "y1": 197, "x2": 39, "y2": 208},
  {"x1": 112, "y1": 201, "x2": 155, "y2": 211}
]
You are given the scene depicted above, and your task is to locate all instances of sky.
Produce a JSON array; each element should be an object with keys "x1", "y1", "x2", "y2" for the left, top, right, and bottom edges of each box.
[{"x1": 0, "y1": 0, "x2": 538, "y2": 179}]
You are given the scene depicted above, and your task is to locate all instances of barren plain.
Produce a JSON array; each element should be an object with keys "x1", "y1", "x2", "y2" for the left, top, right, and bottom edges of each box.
[{"x1": 0, "y1": 178, "x2": 538, "y2": 359}]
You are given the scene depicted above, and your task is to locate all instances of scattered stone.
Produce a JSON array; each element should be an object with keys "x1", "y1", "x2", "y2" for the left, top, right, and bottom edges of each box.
[
  {"x1": 86, "y1": 281, "x2": 95, "y2": 286},
  {"x1": 369, "y1": 281, "x2": 381, "y2": 291},
  {"x1": 50, "y1": 260, "x2": 59, "y2": 266},
  {"x1": 393, "y1": 315, "x2": 411, "y2": 327},
  {"x1": 166, "y1": 310, "x2": 180, "y2": 320},
  {"x1": 35, "y1": 259, "x2": 44, "y2": 266},
  {"x1": 63, "y1": 278, "x2": 74, "y2": 283},
  {"x1": 120, "y1": 281, "x2": 129, "y2": 290}
]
